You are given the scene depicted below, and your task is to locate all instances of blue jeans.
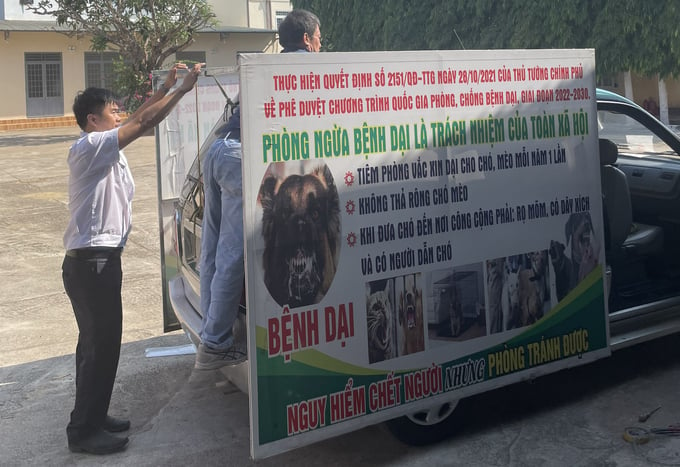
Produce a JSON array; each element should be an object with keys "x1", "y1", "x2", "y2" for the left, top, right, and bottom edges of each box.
[{"x1": 199, "y1": 138, "x2": 243, "y2": 350}]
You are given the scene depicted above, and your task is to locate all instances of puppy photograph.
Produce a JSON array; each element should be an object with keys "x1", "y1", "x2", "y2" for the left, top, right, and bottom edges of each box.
[
  {"x1": 517, "y1": 250, "x2": 550, "y2": 326},
  {"x1": 488, "y1": 251, "x2": 550, "y2": 332},
  {"x1": 258, "y1": 162, "x2": 341, "y2": 308}
]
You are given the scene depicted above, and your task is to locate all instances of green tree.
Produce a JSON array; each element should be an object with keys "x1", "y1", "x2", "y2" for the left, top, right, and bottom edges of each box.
[
  {"x1": 293, "y1": 0, "x2": 680, "y2": 79},
  {"x1": 592, "y1": 1, "x2": 680, "y2": 79},
  {"x1": 28, "y1": 0, "x2": 217, "y2": 111},
  {"x1": 289, "y1": 0, "x2": 385, "y2": 51}
]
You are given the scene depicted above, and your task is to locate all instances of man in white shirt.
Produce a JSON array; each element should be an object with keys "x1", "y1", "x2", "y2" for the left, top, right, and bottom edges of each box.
[{"x1": 62, "y1": 63, "x2": 202, "y2": 455}]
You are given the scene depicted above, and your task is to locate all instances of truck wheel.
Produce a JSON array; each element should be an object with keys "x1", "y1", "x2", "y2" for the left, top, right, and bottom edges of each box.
[{"x1": 384, "y1": 399, "x2": 459, "y2": 445}]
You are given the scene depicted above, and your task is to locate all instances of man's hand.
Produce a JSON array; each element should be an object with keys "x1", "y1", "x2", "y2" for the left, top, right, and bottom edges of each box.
[
  {"x1": 161, "y1": 63, "x2": 189, "y2": 91},
  {"x1": 178, "y1": 63, "x2": 205, "y2": 93},
  {"x1": 119, "y1": 62, "x2": 205, "y2": 150}
]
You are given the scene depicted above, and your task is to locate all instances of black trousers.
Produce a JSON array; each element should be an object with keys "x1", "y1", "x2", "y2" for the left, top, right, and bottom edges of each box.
[{"x1": 62, "y1": 250, "x2": 122, "y2": 439}]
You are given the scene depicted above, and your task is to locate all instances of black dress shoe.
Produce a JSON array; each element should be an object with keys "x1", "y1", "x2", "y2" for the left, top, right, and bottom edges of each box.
[
  {"x1": 103, "y1": 415, "x2": 130, "y2": 432},
  {"x1": 68, "y1": 428, "x2": 129, "y2": 455}
]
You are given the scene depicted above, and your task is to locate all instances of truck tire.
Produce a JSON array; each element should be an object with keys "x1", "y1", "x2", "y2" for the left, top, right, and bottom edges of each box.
[{"x1": 384, "y1": 399, "x2": 459, "y2": 445}]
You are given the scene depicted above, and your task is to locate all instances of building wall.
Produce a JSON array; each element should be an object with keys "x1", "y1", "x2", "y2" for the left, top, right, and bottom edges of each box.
[
  {"x1": 194, "y1": 0, "x2": 291, "y2": 30},
  {"x1": 4, "y1": 2, "x2": 680, "y2": 123},
  {"x1": 2, "y1": 1, "x2": 45, "y2": 20},
  {"x1": 602, "y1": 72, "x2": 680, "y2": 108},
  {"x1": 211, "y1": 0, "x2": 248, "y2": 27},
  {"x1": 1, "y1": 31, "x2": 27, "y2": 120},
  {"x1": 0, "y1": 0, "x2": 289, "y2": 121},
  {"x1": 1, "y1": 31, "x2": 88, "y2": 120},
  {"x1": 184, "y1": 33, "x2": 278, "y2": 68},
  {"x1": 0, "y1": 30, "x2": 279, "y2": 120},
  {"x1": 0, "y1": 0, "x2": 288, "y2": 24},
  {"x1": 248, "y1": 0, "x2": 292, "y2": 30}
]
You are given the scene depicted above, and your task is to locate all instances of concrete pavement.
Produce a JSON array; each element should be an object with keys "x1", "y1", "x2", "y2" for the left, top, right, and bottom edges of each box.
[{"x1": 1, "y1": 127, "x2": 680, "y2": 466}]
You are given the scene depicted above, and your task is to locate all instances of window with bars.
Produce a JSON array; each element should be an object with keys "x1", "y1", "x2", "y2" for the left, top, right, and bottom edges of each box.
[
  {"x1": 275, "y1": 10, "x2": 290, "y2": 28},
  {"x1": 84, "y1": 52, "x2": 119, "y2": 91},
  {"x1": 24, "y1": 52, "x2": 63, "y2": 117},
  {"x1": 26, "y1": 63, "x2": 44, "y2": 99},
  {"x1": 25, "y1": 53, "x2": 62, "y2": 99}
]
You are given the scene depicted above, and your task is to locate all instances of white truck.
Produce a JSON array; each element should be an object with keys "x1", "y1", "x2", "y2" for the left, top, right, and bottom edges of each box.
[{"x1": 155, "y1": 50, "x2": 680, "y2": 459}]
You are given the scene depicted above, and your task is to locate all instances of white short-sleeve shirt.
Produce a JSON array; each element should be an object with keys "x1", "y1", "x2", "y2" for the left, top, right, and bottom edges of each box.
[{"x1": 63, "y1": 128, "x2": 135, "y2": 250}]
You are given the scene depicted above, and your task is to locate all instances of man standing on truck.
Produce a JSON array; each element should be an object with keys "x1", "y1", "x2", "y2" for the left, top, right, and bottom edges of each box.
[
  {"x1": 62, "y1": 63, "x2": 203, "y2": 455},
  {"x1": 195, "y1": 8, "x2": 322, "y2": 370}
]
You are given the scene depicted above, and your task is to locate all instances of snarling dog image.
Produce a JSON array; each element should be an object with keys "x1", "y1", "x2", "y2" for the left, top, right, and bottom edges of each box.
[
  {"x1": 550, "y1": 212, "x2": 600, "y2": 302},
  {"x1": 366, "y1": 279, "x2": 395, "y2": 363},
  {"x1": 398, "y1": 274, "x2": 425, "y2": 355},
  {"x1": 259, "y1": 163, "x2": 341, "y2": 308}
]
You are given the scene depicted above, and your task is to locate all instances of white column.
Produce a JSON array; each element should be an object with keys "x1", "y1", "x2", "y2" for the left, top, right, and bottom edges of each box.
[
  {"x1": 659, "y1": 77, "x2": 669, "y2": 124},
  {"x1": 624, "y1": 71, "x2": 634, "y2": 100}
]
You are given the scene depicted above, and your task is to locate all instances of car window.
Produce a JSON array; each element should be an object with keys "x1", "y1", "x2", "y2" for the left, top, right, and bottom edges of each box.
[{"x1": 597, "y1": 109, "x2": 677, "y2": 158}]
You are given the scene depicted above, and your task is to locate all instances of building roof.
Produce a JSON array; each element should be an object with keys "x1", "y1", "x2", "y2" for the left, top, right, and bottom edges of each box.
[
  {"x1": 0, "y1": 19, "x2": 275, "y2": 34},
  {"x1": 0, "y1": 20, "x2": 69, "y2": 31},
  {"x1": 205, "y1": 25, "x2": 276, "y2": 34}
]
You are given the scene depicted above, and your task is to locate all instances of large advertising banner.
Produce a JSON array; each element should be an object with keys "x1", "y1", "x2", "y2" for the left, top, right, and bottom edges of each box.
[{"x1": 239, "y1": 49, "x2": 609, "y2": 459}]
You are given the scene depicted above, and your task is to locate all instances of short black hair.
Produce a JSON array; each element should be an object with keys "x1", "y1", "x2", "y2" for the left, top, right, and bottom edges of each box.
[
  {"x1": 72, "y1": 87, "x2": 117, "y2": 131},
  {"x1": 278, "y1": 9, "x2": 320, "y2": 50}
]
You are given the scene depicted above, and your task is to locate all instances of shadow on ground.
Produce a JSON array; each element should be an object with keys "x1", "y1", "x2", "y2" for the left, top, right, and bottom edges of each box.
[{"x1": 0, "y1": 133, "x2": 78, "y2": 148}]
